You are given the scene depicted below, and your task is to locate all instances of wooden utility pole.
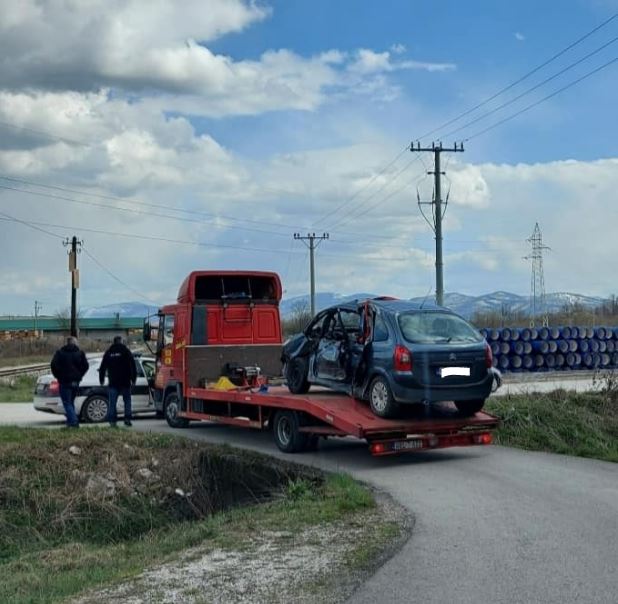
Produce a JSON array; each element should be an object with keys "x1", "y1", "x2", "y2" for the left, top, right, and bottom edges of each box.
[{"x1": 293, "y1": 232, "x2": 329, "y2": 316}]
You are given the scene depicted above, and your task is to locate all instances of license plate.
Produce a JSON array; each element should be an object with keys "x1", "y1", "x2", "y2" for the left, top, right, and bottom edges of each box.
[
  {"x1": 392, "y1": 439, "x2": 424, "y2": 451},
  {"x1": 439, "y1": 366, "x2": 470, "y2": 377}
]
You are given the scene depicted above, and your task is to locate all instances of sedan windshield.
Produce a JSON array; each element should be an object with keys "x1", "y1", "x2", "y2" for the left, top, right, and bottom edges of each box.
[{"x1": 398, "y1": 311, "x2": 484, "y2": 344}]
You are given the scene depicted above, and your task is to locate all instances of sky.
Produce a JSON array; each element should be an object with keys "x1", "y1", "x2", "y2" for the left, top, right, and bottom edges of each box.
[{"x1": 1, "y1": 0, "x2": 617, "y2": 316}]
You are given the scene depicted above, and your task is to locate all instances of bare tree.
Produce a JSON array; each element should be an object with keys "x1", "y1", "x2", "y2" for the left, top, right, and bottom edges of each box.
[{"x1": 281, "y1": 299, "x2": 313, "y2": 337}]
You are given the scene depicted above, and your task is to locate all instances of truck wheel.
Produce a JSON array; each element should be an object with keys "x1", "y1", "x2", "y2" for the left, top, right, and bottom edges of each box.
[
  {"x1": 454, "y1": 399, "x2": 485, "y2": 416},
  {"x1": 285, "y1": 358, "x2": 310, "y2": 394},
  {"x1": 272, "y1": 410, "x2": 308, "y2": 453},
  {"x1": 368, "y1": 376, "x2": 399, "y2": 418},
  {"x1": 164, "y1": 392, "x2": 190, "y2": 428},
  {"x1": 81, "y1": 394, "x2": 109, "y2": 423}
]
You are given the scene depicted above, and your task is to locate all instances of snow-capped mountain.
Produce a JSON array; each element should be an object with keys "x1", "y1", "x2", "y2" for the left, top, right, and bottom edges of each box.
[{"x1": 81, "y1": 302, "x2": 158, "y2": 319}]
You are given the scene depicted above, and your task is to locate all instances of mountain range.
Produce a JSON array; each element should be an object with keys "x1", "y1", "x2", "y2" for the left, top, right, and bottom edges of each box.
[{"x1": 83, "y1": 291, "x2": 605, "y2": 320}]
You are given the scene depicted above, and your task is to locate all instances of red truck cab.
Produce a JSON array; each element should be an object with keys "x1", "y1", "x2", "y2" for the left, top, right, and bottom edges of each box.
[{"x1": 147, "y1": 271, "x2": 283, "y2": 413}]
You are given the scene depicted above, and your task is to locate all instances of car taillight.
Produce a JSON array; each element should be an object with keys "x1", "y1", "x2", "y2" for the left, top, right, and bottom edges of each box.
[
  {"x1": 48, "y1": 380, "x2": 60, "y2": 396},
  {"x1": 485, "y1": 343, "x2": 493, "y2": 369},
  {"x1": 394, "y1": 345, "x2": 413, "y2": 371}
]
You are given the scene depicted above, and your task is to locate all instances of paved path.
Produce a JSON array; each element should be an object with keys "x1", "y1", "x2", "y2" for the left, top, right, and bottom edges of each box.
[{"x1": 2, "y1": 403, "x2": 616, "y2": 603}]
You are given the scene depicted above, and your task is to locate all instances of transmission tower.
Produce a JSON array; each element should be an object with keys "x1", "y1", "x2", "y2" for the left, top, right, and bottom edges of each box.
[{"x1": 524, "y1": 223, "x2": 550, "y2": 327}]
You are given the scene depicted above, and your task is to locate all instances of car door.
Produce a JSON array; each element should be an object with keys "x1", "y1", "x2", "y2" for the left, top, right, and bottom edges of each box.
[
  {"x1": 314, "y1": 308, "x2": 360, "y2": 382},
  {"x1": 131, "y1": 358, "x2": 152, "y2": 411}
]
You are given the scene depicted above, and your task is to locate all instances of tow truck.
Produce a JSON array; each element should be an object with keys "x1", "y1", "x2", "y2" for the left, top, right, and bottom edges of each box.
[{"x1": 144, "y1": 270, "x2": 498, "y2": 456}]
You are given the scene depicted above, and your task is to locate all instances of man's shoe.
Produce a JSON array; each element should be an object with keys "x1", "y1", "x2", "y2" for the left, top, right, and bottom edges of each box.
[{"x1": 124, "y1": 420, "x2": 133, "y2": 427}]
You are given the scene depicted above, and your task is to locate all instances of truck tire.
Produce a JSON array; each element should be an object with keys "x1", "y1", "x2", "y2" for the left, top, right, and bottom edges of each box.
[
  {"x1": 454, "y1": 399, "x2": 485, "y2": 416},
  {"x1": 285, "y1": 358, "x2": 310, "y2": 394},
  {"x1": 81, "y1": 394, "x2": 109, "y2": 423},
  {"x1": 272, "y1": 410, "x2": 308, "y2": 453},
  {"x1": 164, "y1": 392, "x2": 190, "y2": 428},
  {"x1": 368, "y1": 376, "x2": 399, "y2": 418}
]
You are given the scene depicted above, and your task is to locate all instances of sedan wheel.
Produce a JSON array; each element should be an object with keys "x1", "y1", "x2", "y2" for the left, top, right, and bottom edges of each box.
[
  {"x1": 81, "y1": 395, "x2": 109, "y2": 423},
  {"x1": 368, "y1": 377, "x2": 399, "y2": 418},
  {"x1": 285, "y1": 358, "x2": 310, "y2": 394}
]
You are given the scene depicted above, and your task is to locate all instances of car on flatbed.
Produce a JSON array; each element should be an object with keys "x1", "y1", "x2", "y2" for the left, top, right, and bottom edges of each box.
[
  {"x1": 281, "y1": 298, "x2": 494, "y2": 418},
  {"x1": 33, "y1": 353, "x2": 157, "y2": 422}
]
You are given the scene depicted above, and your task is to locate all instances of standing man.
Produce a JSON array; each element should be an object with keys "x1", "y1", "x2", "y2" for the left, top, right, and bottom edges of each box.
[
  {"x1": 99, "y1": 336, "x2": 137, "y2": 427},
  {"x1": 51, "y1": 336, "x2": 89, "y2": 428}
]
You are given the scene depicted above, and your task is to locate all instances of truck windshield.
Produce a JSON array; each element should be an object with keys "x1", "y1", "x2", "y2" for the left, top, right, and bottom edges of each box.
[
  {"x1": 398, "y1": 312, "x2": 483, "y2": 344},
  {"x1": 157, "y1": 314, "x2": 174, "y2": 352}
]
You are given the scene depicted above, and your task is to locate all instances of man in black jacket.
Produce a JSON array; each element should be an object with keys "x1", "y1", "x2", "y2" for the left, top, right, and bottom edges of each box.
[
  {"x1": 99, "y1": 336, "x2": 137, "y2": 427},
  {"x1": 51, "y1": 336, "x2": 89, "y2": 428}
]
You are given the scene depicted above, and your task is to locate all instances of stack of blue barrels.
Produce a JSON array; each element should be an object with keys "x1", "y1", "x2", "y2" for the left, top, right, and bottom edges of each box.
[{"x1": 479, "y1": 326, "x2": 618, "y2": 372}]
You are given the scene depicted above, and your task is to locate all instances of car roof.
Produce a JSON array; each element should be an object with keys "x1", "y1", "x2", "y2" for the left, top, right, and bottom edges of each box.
[{"x1": 327, "y1": 298, "x2": 449, "y2": 313}]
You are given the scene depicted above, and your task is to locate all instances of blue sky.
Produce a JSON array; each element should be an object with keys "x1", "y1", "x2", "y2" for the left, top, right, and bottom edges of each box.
[{"x1": 0, "y1": 0, "x2": 617, "y2": 315}]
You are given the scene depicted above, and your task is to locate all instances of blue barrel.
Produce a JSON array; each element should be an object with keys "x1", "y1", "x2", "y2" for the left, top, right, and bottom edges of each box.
[
  {"x1": 565, "y1": 352, "x2": 578, "y2": 368},
  {"x1": 570, "y1": 326, "x2": 579, "y2": 339},
  {"x1": 574, "y1": 353, "x2": 582, "y2": 366},
  {"x1": 523, "y1": 342, "x2": 533, "y2": 355},
  {"x1": 555, "y1": 353, "x2": 565, "y2": 368},
  {"x1": 545, "y1": 354, "x2": 556, "y2": 369},
  {"x1": 606, "y1": 340, "x2": 615, "y2": 353},
  {"x1": 492, "y1": 355, "x2": 499, "y2": 368},
  {"x1": 606, "y1": 329, "x2": 614, "y2": 341},
  {"x1": 488, "y1": 329, "x2": 501, "y2": 341},
  {"x1": 589, "y1": 339, "x2": 600, "y2": 353},
  {"x1": 522, "y1": 355, "x2": 534, "y2": 370},
  {"x1": 567, "y1": 339, "x2": 578, "y2": 352},
  {"x1": 500, "y1": 342, "x2": 510, "y2": 355},
  {"x1": 510, "y1": 355, "x2": 523, "y2": 369},
  {"x1": 510, "y1": 341, "x2": 525, "y2": 355},
  {"x1": 548, "y1": 340, "x2": 558, "y2": 353},
  {"x1": 560, "y1": 326, "x2": 571, "y2": 339},
  {"x1": 595, "y1": 327, "x2": 606, "y2": 339},
  {"x1": 499, "y1": 355, "x2": 510, "y2": 370},
  {"x1": 578, "y1": 340, "x2": 590, "y2": 353},
  {"x1": 612, "y1": 352, "x2": 618, "y2": 366},
  {"x1": 532, "y1": 340, "x2": 549, "y2": 354},
  {"x1": 491, "y1": 342, "x2": 501, "y2": 355},
  {"x1": 510, "y1": 329, "x2": 520, "y2": 342},
  {"x1": 538, "y1": 327, "x2": 549, "y2": 340},
  {"x1": 519, "y1": 328, "x2": 531, "y2": 341},
  {"x1": 587, "y1": 327, "x2": 595, "y2": 338},
  {"x1": 534, "y1": 354, "x2": 545, "y2": 368},
  {"x1": 598, "y1": 340, "x2": 607, "y2": 353},
  {"x1": 614, "y1": 328, "x2": 618, "y2": 340},
  {"x1": 592, "y1": 353, "x2": 601, "y2": 368},
  {"x1": 549, "y1": 327, "x2": 560, "y2": 339},
  {"x1": 501, "y1": 328, "x2": 512, "y2": 341},
  {"x1": 556, "y1": 339, "x2": 569, "y2": 353},
  {"x1": 529, "y1": 328, "x2": 539, "y2": 340},
  {"x1": 601, "y1": 353, "x2": 611, "y2": 367},
  {"x1": 583, "y1": 353, "x2": 594, "y2": 368}
]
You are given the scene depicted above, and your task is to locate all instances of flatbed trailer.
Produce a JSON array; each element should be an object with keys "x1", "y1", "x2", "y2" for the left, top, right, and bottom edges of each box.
[{"x1": 171, "y1": 384, "x2": 499, "y2": 456}]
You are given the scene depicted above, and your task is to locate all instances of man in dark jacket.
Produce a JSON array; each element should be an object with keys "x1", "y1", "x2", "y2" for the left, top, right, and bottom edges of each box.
[
  {"x1": 51, "y1": 336, "x2": 89, "y2": 428},
  {"x1": 99, "y1": 336, "x2": 137, "y2": 427}
]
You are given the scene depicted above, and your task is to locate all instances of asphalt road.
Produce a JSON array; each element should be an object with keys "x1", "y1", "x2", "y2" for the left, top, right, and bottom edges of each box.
[{"x1": 1, "y1": 404, "x2": 617, "y2": 604}]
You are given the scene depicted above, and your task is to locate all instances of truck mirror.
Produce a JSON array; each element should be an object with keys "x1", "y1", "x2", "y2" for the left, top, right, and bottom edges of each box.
[{"x1": 143, "y1": 318, "x2": 151, "y2": 342}]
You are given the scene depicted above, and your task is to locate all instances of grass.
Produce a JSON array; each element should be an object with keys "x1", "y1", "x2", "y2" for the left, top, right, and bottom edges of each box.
[
  {"x1": 0, "y1": 356, "x2": 51, "y2": 367},
  {"x1": 0, "y1": 375, "x2": 37, "y2": 402},
  {"x1": 0, "y1": 428, "x2": 391, "y2": 604},
  {"x1": 486, "y1": 385, "x2": 618, "y2": 462}
]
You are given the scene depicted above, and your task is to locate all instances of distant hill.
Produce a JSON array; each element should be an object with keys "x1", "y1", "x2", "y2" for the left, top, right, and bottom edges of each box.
[{"x1": 84, "y1": 291, "x2": 605, "y2": 320}]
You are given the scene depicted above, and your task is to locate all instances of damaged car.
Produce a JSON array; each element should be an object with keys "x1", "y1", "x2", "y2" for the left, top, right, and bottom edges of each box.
[{"x1": 281, "y1": 298, "x2": 494, "y2": 418}]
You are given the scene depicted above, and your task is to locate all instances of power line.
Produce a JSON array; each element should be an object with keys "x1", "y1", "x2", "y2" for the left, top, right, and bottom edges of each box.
[
  {"x1": 325, "y1": 156, "x2": 423, "y2": 230},
  {"x1": 0, "y1": 120, "x2": 90, "y2": 147},
  {"x1": 417, "y1": 12, "x2": 618, "y2": 141},
  {"x1": 81, "y1": 247, "x2": 160, "y2": 306},
  {"x1": 440, "y1": 34, "x2": 618, "y2": 140},
  {"x1": 312, "y1": 145, "x2": 410, "y2": 226},
  {"x1": 0, "y1": 209, "x2": 65, "y2": 239},
  {"x1": 464, "y1": 56, "x2": 618, "y2": 141}
]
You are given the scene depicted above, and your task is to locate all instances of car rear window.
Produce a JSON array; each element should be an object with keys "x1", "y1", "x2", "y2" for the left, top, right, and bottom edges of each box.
[{"x1": 398, "y1": 312, "x2": 484, "y2": 344}]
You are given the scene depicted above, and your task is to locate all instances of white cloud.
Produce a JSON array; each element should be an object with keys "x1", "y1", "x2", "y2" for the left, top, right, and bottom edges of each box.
[{"x1": 515, "y1": 32, "x2": 525, "y2": 41}]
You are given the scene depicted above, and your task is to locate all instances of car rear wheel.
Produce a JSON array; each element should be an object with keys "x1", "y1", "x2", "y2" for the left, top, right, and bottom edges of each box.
[
  {"x1": 368, "y1": 376, "x2": 399, "y2": 418},
  {"x1": 284, "y1": 358, "x2": 310, "y2": 394},
  {"x1": 454, "y1": 399, "x2": 485, "y2": 416},
  {"x1": 272, "y1": 410, "x2": 309, "y2": 453},
  {"x1": 81, "y1": 394, "x2": 109, "y2": 423},
  {"x1": 164, "y1": 392, "x2": 190, "y2": 428}
]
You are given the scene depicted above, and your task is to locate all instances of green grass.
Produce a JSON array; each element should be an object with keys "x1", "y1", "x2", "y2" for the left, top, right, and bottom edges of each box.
[
  {"x1": 486, "y1": 388, "x2": 618, "y2": 462},
  {"x1": 0, "y1": 375, "x2": 36, "y2": 402},
  {"x1": 0, "y1": 428, "x2": 390, "y2": 604}
]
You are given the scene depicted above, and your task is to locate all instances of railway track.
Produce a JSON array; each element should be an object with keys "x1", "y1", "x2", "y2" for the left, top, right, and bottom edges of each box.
[{"x1": 0, "y1": 363, "x2": 49, "y2": 378}]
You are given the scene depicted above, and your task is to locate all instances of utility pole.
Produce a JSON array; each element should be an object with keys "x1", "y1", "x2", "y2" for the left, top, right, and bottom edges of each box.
[
  {"x1": 410, "y1": 141, "x2": 464, "y2": 306},
  {"x1": 33, "y1": 300, "x2": 42, "y2": 336},
  {"x1": 293, "y1": 232, "x2": 329, "y2": 316},
  {"x1": 63, "y1": 236, "x2": 82, "y2": 337},
  {"x1": 523, "y1": 223, "x2": 550, "y2": 327}
]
